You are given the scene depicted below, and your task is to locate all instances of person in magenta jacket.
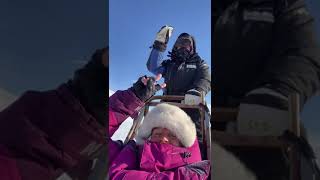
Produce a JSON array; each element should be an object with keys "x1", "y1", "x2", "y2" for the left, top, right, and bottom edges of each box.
[
  {"x1": 0, "y1": 48, "x2": 108, "y2": 180},
  {"x1": 108, "y1": 75, "x2": 210, "y2": 180}
]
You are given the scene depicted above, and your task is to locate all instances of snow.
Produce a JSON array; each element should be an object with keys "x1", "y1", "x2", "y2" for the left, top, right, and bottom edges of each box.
[
  {"x1": 109, "y1": 89, "x2": 134, "y2": 142},
  {"x1": 207, "y1": 103, "x2": 211, "y2": 113},
  {"x1": 0, "y1": 88, "x2": 16, "y2": 111},
  {"x1": 109, "y1": 89, "x2": 115, "y2": 96},
  {"x1": 111, "y1": 118, "x2": 134, "y2": 142}
]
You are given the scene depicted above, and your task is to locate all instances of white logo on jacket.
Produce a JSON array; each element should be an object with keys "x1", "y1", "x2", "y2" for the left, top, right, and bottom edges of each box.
[
  {"x1": 243, "y1": 10, "x2": 274, "y2": 23},
  {"x1": 186, "y1": 64, "x2": 197, "y2": 69}
]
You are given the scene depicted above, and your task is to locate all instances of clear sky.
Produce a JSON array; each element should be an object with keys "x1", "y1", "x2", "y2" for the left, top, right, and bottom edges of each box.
[{"x1": 109, "y1": 0, "x2": 211, "y2": 104}]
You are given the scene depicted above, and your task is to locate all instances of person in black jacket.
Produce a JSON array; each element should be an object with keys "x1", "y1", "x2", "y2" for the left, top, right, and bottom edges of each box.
[
  {"x1": 212, "y1": 0, "x2": 320, "y2": 179},
  {"x1": 146, "y1": 26, "x2": 211, "y2": 145},
  {"x1": 147, "y1": 27, "x2": 211, "y2": 97},
  {"x1": 213, "y1": 0, "x2": 320, "y2": 121}
]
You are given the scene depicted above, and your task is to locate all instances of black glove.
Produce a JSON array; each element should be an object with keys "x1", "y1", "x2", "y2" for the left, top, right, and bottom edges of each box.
[
  {"x1": 153, "y1": 40, "x2": 167, "y2": 52},
  {"x1": 131, "y1": 76, "x2": 161, "y2": 102}
]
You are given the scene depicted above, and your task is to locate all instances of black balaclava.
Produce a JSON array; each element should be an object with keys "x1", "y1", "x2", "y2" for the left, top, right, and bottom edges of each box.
[{"x1": 168, "y1": 33, "x2": 196, "y2": 62}]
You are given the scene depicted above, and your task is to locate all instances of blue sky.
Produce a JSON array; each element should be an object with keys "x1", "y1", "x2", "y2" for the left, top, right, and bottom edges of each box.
[
  {"x1": 109, "y1": 0, "x2": 211, "y2": 104},
  {"x1": 0, "y1": 0, "x2": 107, "y2": 95}
]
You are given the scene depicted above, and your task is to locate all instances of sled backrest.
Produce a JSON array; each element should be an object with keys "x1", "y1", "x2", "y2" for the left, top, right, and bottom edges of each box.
[{"x1": 212, "y1": 94, "x2": 315, "y2": 180}]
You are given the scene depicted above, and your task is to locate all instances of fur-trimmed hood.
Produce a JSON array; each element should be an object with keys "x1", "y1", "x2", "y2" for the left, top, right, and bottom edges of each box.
[{"x1": 135, "y1": 103, "x2": 197, "y2": 148}]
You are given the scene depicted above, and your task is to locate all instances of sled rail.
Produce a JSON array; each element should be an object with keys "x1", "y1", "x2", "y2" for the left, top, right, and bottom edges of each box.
[
  {"x1": 148, "y1": 102, "x2": 203, "y2": 109},
  {"x1": 148, "y1": 95, "x2": 185, "y2": 101}
]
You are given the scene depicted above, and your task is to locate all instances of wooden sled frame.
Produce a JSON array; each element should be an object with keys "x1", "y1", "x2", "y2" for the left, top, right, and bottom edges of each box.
[{"x1": 212, "y1": 94, "x2": 311, "y2": 180}]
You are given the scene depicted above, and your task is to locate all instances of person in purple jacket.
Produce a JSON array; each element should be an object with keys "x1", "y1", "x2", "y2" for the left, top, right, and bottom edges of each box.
[
  {"x1": 0, "y1": 47, "x2": 108, "y2": 180},
  {"x1": 109, "y1": 75, "x2": 211, "y2": 180}
]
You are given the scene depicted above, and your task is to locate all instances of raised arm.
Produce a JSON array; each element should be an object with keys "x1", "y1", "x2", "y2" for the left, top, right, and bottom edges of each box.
[
  {"x1": 146, "y1": 26, "x2": 173, "y2": 75},
  {"x1": 109, "y1": 90, "x2": 143, "y2": 137},
  {"x1": 109, "y1": 75, "x2": 166, "y2": 137},
  {"x1": 146, "y1": 47, "x2": 166, "y2": 75}
]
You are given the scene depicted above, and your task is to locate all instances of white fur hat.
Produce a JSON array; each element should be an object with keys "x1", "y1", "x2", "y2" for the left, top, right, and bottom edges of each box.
[{"x1": 135, "y1": 103, "x2": 197, "y2": 147}]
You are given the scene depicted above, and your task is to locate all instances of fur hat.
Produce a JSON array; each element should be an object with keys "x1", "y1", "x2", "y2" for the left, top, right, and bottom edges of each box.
[{"x1": 135, "y1": 103, "x2": 197, "y2": 147}]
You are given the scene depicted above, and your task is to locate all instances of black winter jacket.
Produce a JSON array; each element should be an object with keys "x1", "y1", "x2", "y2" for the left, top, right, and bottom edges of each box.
[
  {"x1": 147, "y1": 49, "x2": 211, "y2": 96},
  {"x1": 212, "y1": 0, "x2": 320, "y2": 107}
]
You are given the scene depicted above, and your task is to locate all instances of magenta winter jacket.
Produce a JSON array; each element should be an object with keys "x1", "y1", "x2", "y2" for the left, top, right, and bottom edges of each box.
[
  {"x1": 109, "y1": 89, "x2": 210, "y2": 180},
  {"x1": 0, "y1": 84, "x2": 106, "y2": 180}
]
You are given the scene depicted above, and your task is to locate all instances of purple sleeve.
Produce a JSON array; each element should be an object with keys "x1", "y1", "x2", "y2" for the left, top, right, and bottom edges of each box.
[
  {"x1": 0, "y1": 145, "x2": 21, "y2": 180},
  {"x1": 0, "y1": 84, "x2": 107, "y2": 177},
  {"x1": 109, "y1": 89, "x2": 144, "y2": 137},
  {"x1": 108, "y1": 140, "x2": 124, "y2": 167},
  {"x1": 109, "y1": 140, "x2": 138, "y2": 179}
]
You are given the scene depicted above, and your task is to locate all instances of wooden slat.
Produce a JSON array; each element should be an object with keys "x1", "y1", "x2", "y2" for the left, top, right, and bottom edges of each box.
[
  {"x1": 288, "y1": 94, "x2": 301, "y2": 180},
  {"x1": 148, "y1": 102, "x2": 202, "y2": 109},
  {"x1": 289, "y1": 94, "x2": 301, "y2": 137},
  {"x1": 289, "y1": 145, "x2": 300, "y2": 180},
  {"x1": 148, "y1": 95, "x2": 185, "y2": 102},
  {"x1": 212, "y1": 130, "x2": 284, "y2": 148}
]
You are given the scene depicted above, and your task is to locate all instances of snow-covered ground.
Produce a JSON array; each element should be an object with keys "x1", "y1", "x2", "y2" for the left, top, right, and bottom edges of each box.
[
  {"x1": 0, "y1": 88, "x2": 16, "y2": 111},
  {"x1": 111, "y1": 118, "x2": 133, "y2": 142},
  {"x1": 108, "y1": 89, "x2": 114, "y2": 97},
  {"x1": 109, "y1": 89, "x2": 134, "y2": 142}
]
